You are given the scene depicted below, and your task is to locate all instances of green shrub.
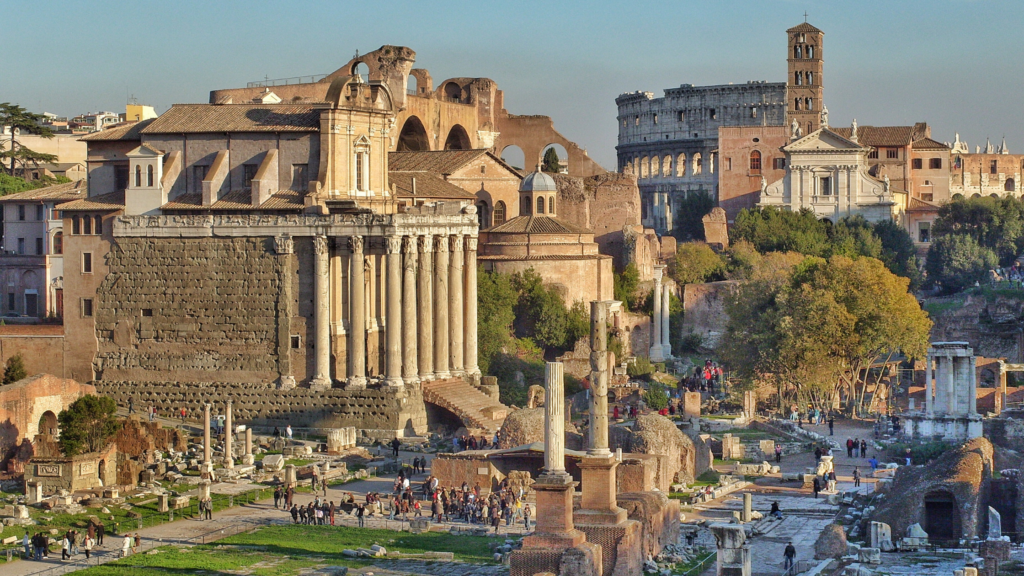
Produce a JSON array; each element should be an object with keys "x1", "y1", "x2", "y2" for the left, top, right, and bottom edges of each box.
[
  {"x1": 628, "y1": 357, "x2": 654, "y2": 379},
  {"x1": 885, "y1": 441, "x2": 952, "y2": 464},
  {"x1": 643, "y1": 382, "x2": 669, "y2": 411}
]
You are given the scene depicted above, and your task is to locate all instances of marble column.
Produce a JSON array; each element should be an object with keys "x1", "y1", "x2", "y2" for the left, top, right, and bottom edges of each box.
[
  {"x1": 464, "y1": 237, "x2": 480, "y2": 378},
  {"x1": 449, "y1": 235, "x2": 465, "y2": 375},
  {"x1": 589, "y1": 301, "x2": 611, "y2": 456},
  {"x1": 203, "y1": 404, "x2": 212, "y2": 472},
  {"x1": 223, "y1": 399, "x2": 234, "y2": 469},
  {"x1": 242, "y1": 428, "x2": 254, "y2": 466},
  {"x1": 545, "y1": 362, "x2": 566, "y2": 474},
  {"x1": 661, "y1": 282, "x2": 672, "y2": 358},
  {"x1": 311, "y1": 235, "x2": 331, "y2": 390},
  {"x1": 968, "y1": 355, "x2": 977, "y2": 415},
  {"x1": 925, "y1": 355, "x2": 933, "y2": 415},
  {"x1": 385, "y1": 236, "x2": 404, "y2": 388},
  {"x1": 418, "y1": 235, "x2": 434, "y2": 381},
  {"x1": 348, "y1": 236, "x2": 366, "y2": 390},
  {"x1": 402, "y1": 236, "x2": 419, "y2": 385},
  {"x1": 946, "y1": 354, "x2": 956, "y2": 415},
  {"x1": 434, "y1": 235, "x2": 450, "y2": 379},
  {"x1": 651, "y1": 265, "x2": 665, "y2": 362}
]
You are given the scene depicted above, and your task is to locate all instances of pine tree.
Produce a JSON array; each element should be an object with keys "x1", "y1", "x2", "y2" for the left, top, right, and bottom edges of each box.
[
  {"x1": 542, "y1": 147, "x2": 561, "y2": 173},
  {"x1": 0, "y1": 103, "x2": 56, "y2": 177},
  {"x1": 3, "y1": 354, "x2": 27, "y2": 384}
]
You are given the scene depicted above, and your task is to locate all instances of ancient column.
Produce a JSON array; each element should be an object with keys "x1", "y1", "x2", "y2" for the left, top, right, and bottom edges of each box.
[
  {"x1": 947, "y1": 353, "x2": 956, "y2": 415},
  {"x1": 545, "y1": 362, "x2": 566, "y2": 474},
  {"x1": 661, "y1": 282, "x2": 672, "y2": 358},
  {"x1": 203, "y1": 404, "x2": 212, "y2": 473},
  {"x1": 925, "y1": 352, "x2": 933, "y2": 415},
  {"x1": 402, "y1": 237, "x2": 419, "y2": 385},
  {"x1": 418, "y1": 235, "x2": 434, "y2": 381},
  {"x1": 223, "y1": 399, "x2": 234, "y2": 469},
  {"x1": 385, "y1": 236, "x2": 404, "y2": 388},
  {"x1": 434, "y1": 235, "x2": 451, "y2": 379},
  {"x1": 449, "y1": 235, "x2": 465, "y2": 375},
  {"x1": 348, "y1": 236, "x2": 366, "y2": 390},
  {"x1": 651, "y1": 265, "x2": 664, "y2": 362},
  {"x1": 311, "y1": 235, "x2": 331, "y2": 390},
  {"x1": 242, "y1": 428, "x2": 254, "y2": 465},
  {"x1": 968, "y1": 354, "x2": 978, "y2": 415},
  {"x1": 464, "y1": 237, "x2": 480, "y2": 378},
  {"x1": 588, "y1": 300, "x2": 611, "y2": 457}
]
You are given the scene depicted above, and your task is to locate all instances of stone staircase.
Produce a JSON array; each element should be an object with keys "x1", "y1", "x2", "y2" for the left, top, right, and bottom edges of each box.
[{"x1": 421, "y1": 378, "x2": 509, "y2": 436}]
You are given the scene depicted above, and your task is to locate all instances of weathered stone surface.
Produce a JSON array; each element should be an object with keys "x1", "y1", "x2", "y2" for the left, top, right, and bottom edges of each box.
[
  {"x1": 262, "y1": 454, "x2": 285, "y2": 472},
  {"x1": 497, "y1": 408, "x2": 545, "y2": 449},
  {"x1": 621, "y1": 414, "x2": 711, "y2": 487},
  {"x1": 814, "y1": 523, "x2": 848, "y2": 559}
]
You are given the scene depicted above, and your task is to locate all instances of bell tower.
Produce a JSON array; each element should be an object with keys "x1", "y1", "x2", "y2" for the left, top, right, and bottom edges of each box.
[{"x1": 786, "y1": 21, "x2": 824, "y2": 135}]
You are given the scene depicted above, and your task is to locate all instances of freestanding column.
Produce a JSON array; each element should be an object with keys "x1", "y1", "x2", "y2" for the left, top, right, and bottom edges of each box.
[
  {"x1": 968, "y1": 355, "x2": 978, "y2": 415},
  {"x1": 202, "y1": 404, "x2": 212, "y2": 473},
  {"x1": 651, "y1": 265, "x2": 665, "y2": 362},
  {"x1": 242, "y1": 428, "x2": 254, "y2": 465},
  {"x1": 402, "y1": 237, "x2": 419, "y2": 385},
  {"x1": 348, "y1": 237, "x2": 367, "y2": 389},
  {"x1": 545, "y1": 362, "x2": 566, "y2": 474},
  {"x1": 661, "y1": 282, "x2": 672, "y2": 358},
  {"x1": 449, "y1": 235, "x2": 465, "y2": 375},
  {"x1": 588, "y1": 300, "x2": 611, "y2": 456},
  {"x1": 925, "y1": 352, "x2": 933, "y2": 415},
  {"x1": 464, "y1": 237, "x2": 480, "y2": 378},
  {"x1": 434, "y1": 235, "x2": 450, "y2": 379},
  {"x1": 311, "y1": 235, "x2": 331, "y2": 390},
  {"x1": 946, "y1": 353, "x2": 956, "y2": 415},
  {"x1": 223, "y1": 400, "x2": 234, "y2": 469},
  {"x1": 385, "y1": 236, "x2": 404, "y2": 388},
  {"x1": 418, "y1": 235, "x2": 434, "y2": 381}
]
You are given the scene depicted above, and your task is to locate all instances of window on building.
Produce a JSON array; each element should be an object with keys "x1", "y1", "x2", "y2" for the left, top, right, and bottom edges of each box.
[
  {"x1": 82, "y1": 298, "x2": 93, "y2": 318},
  {"x1": 25, "y1": 293, "x2": 37, "y2": 317},
  {"x1": 886, "y1": 148, "x2": 899, "y2": 159},
  {"x1": 678, "y1": 111, "x2": 685, "y2": 122},
  {"x1": 480, "y1": 164, "x2": 486, "y2": 174},
  {"x1": 36, "y1": 205, "x2": 44, "y2": 221},
  {"x1": 292, "y1": 164, "x2": 309, "y2": 190},
  {"x1": 795, "y1": 72, "x2": 802, "y2": 86},
  {"x1": 355, "y1": 151, "x2": 368, "y2": 191},
  {"x1": 773, "y1": 158, "x2": 786, "y2": 170},
  {"x1": 752, "y1": 107, "x2": 758, "y2": 119},
  {"x1": 94, "y1": 215, "x2": 102, "y2": 235},
  {"x1": 521, "y1": 195, "x2": 531, "y2": 216},
  {"x1": 243, "y1": 164, "x2": 259, "y2": 188},
  {"x1": 142, "y1": 308, "x2": 153, "y2": 317},
  {"x1": 868, "y1": 149, "x2": 879, "y2": 159},
  {"x1": 749, "y1": 150, "x2": 762, "y2": 174},
  {"x1": 548, "y1": 196, "x2": 555, "y2": 214},
  {"x1": 725, "y1": 158, "x2": 732, "y2": 171},
  {"x1": 7, "y1": 293, "x2": 13, "y2": 312},
  {"x1": 17, "y1": 238, "x2": 25, "y2": 255},
  {"x1": 807, "y1": 46, "x2": 814, "y2": 58},
  {"x1": 115, "y1": 166, "x2": 129, "y2": 190},
  {"x1": 692, "y1": 153, "x2": 702, "y2": 175},
  {"x1": 709, "y1": 152, "x2": 716, "y2": 174},
  {"x1": 653, "y1": 113, "x2": 658, "y2": 124},
  {"x1": 17, "y1": 205, "x2": 24, "y2": 221},
  {"x1": 536, "y1": 196, "x2": 545, "y2": 214},
  {"x1": 819, "y1": 176, "x2": 833, "y2": 196},
  {"x1": 806, "y1": 98, "x2": 813, "y2": 111},
  {"x1": 134, "y1": 165, "x2": 142, "y2": 187},
  {"x1": 493, "y1": 201, "x2": 506, "y2": 226},
  {"x1": 709, "y1": 109, "x2": 717, "y2": 120},
  {"x1": 1006, "y1": 178, "x2": 1016, "y2": 192},
  {"x1": 991, "y1": 160, "x2": 998, "y2": 174},
  {"x1": 912, "y1": 158, "x2": 923, "y2": 169},
  {"x1": 676, "y1": 153, "x2": 686, "y2": 177},
  {"x1": 83, "y1": 215, "x2": 92, "y2": 235},
  {"x1": 291, "y1": 335, "x2": 301, "y2": 349},
  {"x1": 634, "y1": 116, "x2": 639, "y2": 126},
  {"x1": 53, "y1": 231, "x2": 62, "y2": 255},
  {"x1": 72, "y1": 216, "x2": 80, "y2": 235},
  {"x1": 35, "y1": 238, "x2": 42, "y2": 255},
  {"x1": 147, "y1": 165, "x2": 154, "y2": 187},
  {"x1": 919, "y1": 221, "x2": 931, "y2": 243},
  {"x1": 929, "y1": 158, "x2": 942, "y2": 169},
  {"x1": 82, "y1": 252, "x2": 93, "y2": 274},
  {"x1": 794, "y1": 46, "x2": 802, "y2": 58},
  {"x1": 807, "y1": 71, "x2": 814, "y2": 85},
  {"x1": 794, "y1": 99, "x2": 802, "y2": 111}
]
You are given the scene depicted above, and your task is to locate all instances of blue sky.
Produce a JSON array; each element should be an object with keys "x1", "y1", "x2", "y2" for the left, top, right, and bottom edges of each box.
[{"x1": 3, "y1": 0, "x2": 1022, "y2": 168}]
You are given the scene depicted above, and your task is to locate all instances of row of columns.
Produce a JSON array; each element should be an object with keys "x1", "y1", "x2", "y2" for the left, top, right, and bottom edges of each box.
[
  {"x1": 923, "y1": 345, "x2": 977, "y2": 416},
  {"x1": 201, "y1": 400, "x2": 253, "y2": 471},
  {"x1": 311, "y1": 233, "x2": 479, "y2": 390},
  {"x1": 650, "y1": 264, "x2": 672, "y2": 362}
]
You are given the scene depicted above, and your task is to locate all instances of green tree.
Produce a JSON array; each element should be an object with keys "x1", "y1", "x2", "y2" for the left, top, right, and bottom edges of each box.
[
  {"x1": 643, "y1": 382, "x2": 669, "y2": 410},
  {"x1": 57, "y1": 395, "x2": 121, "y2": 456},
  {"x1": 872, "y1": 218, "x2": 922, "y2": 289},
  {"x1": 3, "y1": 354, "x2": 26, "y2": 384},
  {"x1": 477, "y1": 267, "x2": 517, "y2": 375},
  {"x1": 669, "y1": 242, "x2": 725, "y2": 285},
  {"x1": 512, "y1": 269, "x2": 568, "y2": 349},
  {"x1": 542, "y1": 147, "x2": 561, "y2": 173},
  {"x1": 932, "y1": 195, "x2": 1024, "y2": 264},
  {"x1": 925, "y1": 234, "x2": 999, "y2": 294},
  {"x1": 614, "y1": 263, "x2": 643, "y2": 311},
  {"x1": 731, "y1": 206, "x2": 831, "y2": 256},
  {"x1": 565, "y1": 300, "x2": 590, "y2": 348},
  {"x1": 673, "y1": 190, "x2": 716, "y2": 241},
  {"x1": 0, "y1": 103, "x2": 56, "y2": 176},
  {"x1": 0, "y1": 173, "x2": 70, "y2": 196}
]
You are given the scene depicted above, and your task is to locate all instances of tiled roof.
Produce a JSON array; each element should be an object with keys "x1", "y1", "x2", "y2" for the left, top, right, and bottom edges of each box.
[
  {"x1": 486, "y1": 215, "x2": 591, "y2": 234},
  {"x1": 833, "y1": 126, "x2": 917, "y2": 147},
  {"x1": 389, "y1": 171, "x2": 476, "y2": 200},
  {"x1": 787, "y1": 22, "x2": 822, "y2": 33},
  {"x1": 388, "y1": 150, "x2": 522, "y2": 177},
  {"x1": 912, "y1": 138, "x2": 950, "y2": 150},
  {"x1": 79, "y1": 119, "x2": 154, "y2": 141},
  {"x1": 0, "y1": 179, "x2": 86, "y2": 203},
  {"x1": 161, "y1": 189, "x2": 304, "y2": 211},
  {"x1": 477, "y1": 254, "x2": 608, "y2": 261},
  {"x1": 907, "y1": 197, "x2": 940, "y2": 212},
  {"x1": 58, "y1": 191, "x2": 125, "y2": 211},
  {"x1": 143, "y1": 104, "x2": 321, "y2": 134}
]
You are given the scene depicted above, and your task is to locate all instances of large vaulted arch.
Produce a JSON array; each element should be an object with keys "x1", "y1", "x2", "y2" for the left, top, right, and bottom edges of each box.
[
  {"x1": 397, "y1": 116, "x2": 430, "y2": 151},
  {"x1": 444, "y1": 124, "x2": 472, "y2": 150}
]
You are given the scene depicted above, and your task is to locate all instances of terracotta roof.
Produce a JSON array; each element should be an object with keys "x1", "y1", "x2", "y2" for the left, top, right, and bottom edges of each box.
[
  {"x1": 142, "y1": 104, "x2": 321, "y2": 134},
  {"x1": 787, "y1": 22, "x2": 822, "y2": 33},
  {"x1": 79, "y1": 119, "x2": 154, "y2": 141},
  {"x1": 907, "y1": 197, "x2": 940, "y2": 212},
  {"x1": 161, "y1": 189, "x2": 305, "y2": 211},
  {"x1": 389, "y1": 171, "x2": 476, "y2": 200},
  {"x1": 0, "y1": 179, "x2": 86, "y2": 203},
  {"x1": 833, "y1": 126, "x2": 918, "y2": 147},
  {"x1": 388, "y1": 150, "x2": 521, "y2": 177},
  {"x1": 58, "y1": 191, "x2": 125, "y2": 211},
  {"x1": 912, "y1": 138, "x2": 950, "y2": 150},
  {"x1": 477, "y1": 254, "x2": 608, "y2": 261},
  {"x1": 486, "y1": 215, "x2": 591, "y2": 234}
]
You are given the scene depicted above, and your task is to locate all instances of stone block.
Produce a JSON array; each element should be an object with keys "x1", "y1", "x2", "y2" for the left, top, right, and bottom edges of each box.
[
  {"x1": 170, "y1": 496, "x2": 190, "y2": 510},
  {"x1": 158, "y1": 494, "x2": 169, "y2": 513},
  {"x1": 858, "y1": 547, "x2": 881, "y2": 565},
  {"x1": 2, "y1": 536, "x2": 17, "y2": 545},
  {"x1": 409, "y1": 518, "x2": 430, "y2": 533},
  {"x1": 262, "y1": 454, "x2": 285, "y2": 472}
]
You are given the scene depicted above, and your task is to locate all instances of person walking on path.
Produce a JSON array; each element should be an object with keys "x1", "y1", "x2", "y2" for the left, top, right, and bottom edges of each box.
[
  {"x1": 61, "y1": 534, "x2": 71, "y2": 561},
  {"x1": 853, "y1": 467, "x2": 861, "y2": 488},
  {"x1": 828, "y1": 415, "x2": 834, "y2": 436},
  {"x1": 853, "y1": 438, "x2": 860, "y2": 458},
  {"x1": 812, "y1": 476, "x2": 821, "y2": 499},
  {"x1": 83, "y1": 534, "x2": 94, "y2": 559},
  {"x1": 783, "y1": 542, "x2": 797, "y2": 572},
  {"x1": 120, "y1": 534, "x2": 132, "y2": 558},
  {"x1": 846, "y1": 438, "x2": 854, "y2": 458},
  {"x1": 22, "y1": 533, "x2": 30, "y2": 559},
  {"x1": 860, "y1": 439, "x2": 867, "y2": 458},
  {"x1": 97, "y1": 521, "x2": 105, "y2": 545},
  {"x1": 390, "y1": 438, "x2": 401, "y2": 458},
  {"x1": 357, "y1": 503, "x2": 366, "y2": 527},
  {"x1": 128, "y1": 397, "x2": 135, "y2": 415},
  {"x1": 286, "y1": 425, "x2": 293, "y2": 440},
  {"x1": 524, "y1": 504, "x2": 532, "y2": 531},
  {"x1": 775, "y1": 443, "x2": 782, "y2": 463}
]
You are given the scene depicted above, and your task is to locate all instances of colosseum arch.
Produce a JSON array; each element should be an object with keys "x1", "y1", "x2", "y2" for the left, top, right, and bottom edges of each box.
[
  {"x1": 397, "y1": 116, "x2": 430, "y2": 151},
  {"x1": 444, "y1": 125, "x2": 472, "y2": 150},
  {"x1": 692, "y1": 153, "x2": 703, "y2": 175},
  {"x1": 443, "y1": 82, "x2": 464, "y2": 103},
  {"x1": 676, "y1": 153, "x2": 686, "y2": 177},
  {"x1": 662, "y1": 155, "x2": 672, "y2": 177}
]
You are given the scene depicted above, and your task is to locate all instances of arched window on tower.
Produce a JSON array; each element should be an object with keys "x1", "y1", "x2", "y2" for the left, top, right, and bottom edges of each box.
[
  {"x1": 805, "y1": 98, "x2": 813, "y2": 110},
  {"x1": 134, "y1": 165, "x2": 141, "y2": 187},
  {"x1": 548, "y1": 196, "x2": 555, "y2": 214},
  {"x1": 794, "y1": 46, "x2": 802, "y2": 58},
  {"x1": 749, "y1": 150, "x2": 762, "y2": 174},
  {"x1": 795, "y1": 72, "x2": 802, "y2": 86},
  {"x1": 794, "y1": 99, "x2": 802, "y2": 111},
  {"x1": 807, "y1": 46, "x2": 814, "y2": 58},
  {"x1": 147, "y1": 165, "x2": 154, "y2": 187},
  {"x1": 536, "y1": 196, "x2": 545, "y2": 214},
  {"x1": 521, "y1": 195, "x2": 531, "y2": 216},
  {"x1": 806, "y1": 71, "x2": 814, "y2": 85},
  {"x1": 494, "y1": 201, "x2": 507, "y2": 226}
]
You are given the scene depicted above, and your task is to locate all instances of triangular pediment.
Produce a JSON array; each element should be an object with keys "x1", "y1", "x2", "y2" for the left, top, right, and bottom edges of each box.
[
  {"x1": 126, "y1": 144, "x2": 163, "y2": 158},
  {"x1": 785, "y1": 128, "x2": 868, "y2": 153}
]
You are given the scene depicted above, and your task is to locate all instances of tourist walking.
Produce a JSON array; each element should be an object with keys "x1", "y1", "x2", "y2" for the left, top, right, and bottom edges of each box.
[
  {"x1": 827, "y1": 415, "x2": 834, "y2": 436},
  {"x1": 812, "y1": 476, "x2": 821, "y2": 499},
  {"x1": 524, "y1": 504, "x2": 532, "y2": 531},
  {"x1": 853, "y1": 467, "x2": 861, "y2": 488},
  {"x1": 783, "y1": 541, "x2": 796, "y2": 572},
  {"x1": 286, "y1": 424, "x2": 293, "y2": 439},
  {"x1": 274, "y1": 487, "x2": 281, "y2": 509},
  {"x1": 853, "y1": 438, "x2": 860, "y2": 458},
  {"x1": 357, "y1": 503, "x2": 366, "y2": 527},
  {"x1": 22, "y1": 533, "x2": 30, "y2": 559},
  {"x1": 860, "y1": 439, "x2": 867, "y2": 458},
  {"x1": 775, "y1": 443, "x2": 782, "y2": 463},
  {"x1": 120, "y1": 534, "x2": 132, "y2": 558},
  {"x1": 391, "y1": 438, "x2": 401, "y2": 458},
  {"x1": 83, "y1": 534, "x2": 94, "y2": 559},
  {"x1": 290, "y1": 504, "x2": 299, "y2": 523},
  {"x1": 846, "y1": 438, "x2": 853, "y2": 458},
  {"x1": 61, "y1": 534, "x2": 70, "y2": 561}
]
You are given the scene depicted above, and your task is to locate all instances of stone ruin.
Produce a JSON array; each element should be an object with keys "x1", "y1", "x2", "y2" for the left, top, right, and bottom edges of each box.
[
  {"x1": 701, "y1": 207, "x2": 729, "y2": 252},
  {"x1": 904, "y1": 342, "x2": 983, "y2": 441},
  {"x1": 326, "y1": 427, "x2": 357, "y2": 453},
  {"x1": 111, "y1": 415, "x2": 188, "y2": 486}
]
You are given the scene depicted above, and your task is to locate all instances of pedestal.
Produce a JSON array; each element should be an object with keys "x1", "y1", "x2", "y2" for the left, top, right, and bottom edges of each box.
[
  {"x1": 522, "y1": 472, "x2": 586, "y2": 550},
  {"x1": 576, "y1": 456, "x2": 627, "y2": 525}
]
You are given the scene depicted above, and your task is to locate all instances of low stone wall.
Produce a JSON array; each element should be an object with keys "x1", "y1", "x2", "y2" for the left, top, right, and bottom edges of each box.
[{"x1": 25, "y1": 442, "x2": 117, "y2": 493}]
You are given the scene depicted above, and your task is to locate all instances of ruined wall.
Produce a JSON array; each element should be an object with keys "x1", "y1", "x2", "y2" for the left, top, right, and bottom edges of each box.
[
  {"x1": 927, "y1": 294, "x2": 1024, "y2": 362},
  {"x1": 0, "y1": 326, "x2": 66, "y2": 379},
  {"x1": 0, "y1": 374, "x2": 96, "y2": 455},
  {"x1": 681, "y1": 280, "x2": 740, "y2": 349},
  {"x1": 555, "y1": 173, "x2": 642, "y2": 270},
  {"x1": 25, "y1": 442, "x2": 116, "y2": 493}
]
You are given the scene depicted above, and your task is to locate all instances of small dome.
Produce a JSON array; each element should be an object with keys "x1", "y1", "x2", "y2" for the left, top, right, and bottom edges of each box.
[{"x1": 519, "y1": 165, "x2": 557, "y2": 192}]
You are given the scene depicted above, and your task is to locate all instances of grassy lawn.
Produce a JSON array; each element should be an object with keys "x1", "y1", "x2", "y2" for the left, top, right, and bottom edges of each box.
[
  {"x1": 76, "y1": 524, "x2": 500, "y2": 575},
  {"x1": 719, "y1": 427, "x2": 775, "y2": 441}
]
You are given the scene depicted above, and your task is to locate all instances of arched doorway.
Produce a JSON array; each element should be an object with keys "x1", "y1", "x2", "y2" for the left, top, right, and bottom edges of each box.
[
  {"x1": 98, "y1": 459, "x2": 107, "y2": 485},
  {"x1": 443, "y1": 82, "x2": 463, "y2": 103},
  {"x1": 38, "y1": 411, "x2": 57, "y2": 437},
  {"x1": 476, "y1": 201, "x2": 490, "y2": 228},
  {"x1": 501, "y1": 145, "x2": 525, "y2": 171},
  {"x1": 923, "y1": 491, "x2": 961, "y2": 544},
  {"x1": 444, "y1": 125, "x2": 472, "y2": 150},
  {"x1": 397, "y1": 116, "x2": 430, "y2": 152},
  {"x1": 351, "y1": 61, "x2": 369, "y2": 83}
]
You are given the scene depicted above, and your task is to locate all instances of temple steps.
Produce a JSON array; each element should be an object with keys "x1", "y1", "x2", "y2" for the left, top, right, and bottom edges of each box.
[{"x1": 421, "y1": 378, "x2": 509, "y2": 436}]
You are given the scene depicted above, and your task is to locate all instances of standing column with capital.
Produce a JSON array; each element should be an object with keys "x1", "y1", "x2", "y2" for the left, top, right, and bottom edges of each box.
[
  {"x1": 402, "y1": 237, "x2": 419, "y2": 385},
  {"x1": 925, "y1": 352, "x2": 933, "y2": 415},
  {"x1": 223, "y1": 399, "x2": 234, "y2": 469},
  {"x1": 651, "y1": 265, "x2": 665, "y2": 362},
  {"x1": 434, "y1": 235, "x2": 450, "y2": 379},
  {"x1": 544, "y1": 362, "x2": 567, "y2": 474},
  {"x1": 348, "y1": 236, "x2": 366, "y2": 390},
  {"x1": 449, "y1": 235, "x2": 465, "y2": 375},
  {"x1": 464, "y1": 237, "x2": 480, "y2": 378},
  {"x1": 661, "y1": 283, "x2": 672, "y2": 358},
  {"x1": 384, "y1": 236, "x2": 404, "y2": 388},
  {"x1": 202, "y1": 404, "x2": 212, "y2": 473},
  {"x1": 417, "y1": 235, "x2": 434, "y2": 381},
  {"x1": 311, "y1": 235, "x2": 331, "y2": 390},
  {"x1": 968, "y1": 354, "x2": 978, "y2": 415}
]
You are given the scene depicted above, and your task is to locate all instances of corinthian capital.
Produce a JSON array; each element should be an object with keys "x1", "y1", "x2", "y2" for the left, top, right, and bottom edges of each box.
[
  {"x1": 466, "y1": 237, "x2": 478, "y2": 252},
  {"x1": 402, "y1": 236, "x2": 417, "y2": 254},
  {"x1": 348, "y1": 235, "x2": 364, "y2": 254},
  {"x1": 434, "y1": 235, "x2": 449, "y2": 253},
  {"x1": 419, "y1": 234, "x2": 433, "y2": 254},
  {"x1": 313, "y1": 235, "x2": 328, "y2": 256},
  {"x1": 386, "y1": 236, "x2": 403, "y2": 254},
  {"x1": 450, "y1": 235, "x2": 463, "y2": 252}
]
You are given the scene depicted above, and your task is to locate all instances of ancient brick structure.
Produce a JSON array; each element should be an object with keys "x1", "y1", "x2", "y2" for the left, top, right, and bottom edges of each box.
[
  {"x1": 0, "y1": 374, "x2": 95, "y2": 470},
  {"x1": 24, "y1": 442, "x2": 116, "y2": 493}
]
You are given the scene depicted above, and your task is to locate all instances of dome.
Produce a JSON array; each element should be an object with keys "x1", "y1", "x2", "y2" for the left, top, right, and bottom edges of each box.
[{"x1": 519, "y1": 166, "x2": 557, "y2": 192}]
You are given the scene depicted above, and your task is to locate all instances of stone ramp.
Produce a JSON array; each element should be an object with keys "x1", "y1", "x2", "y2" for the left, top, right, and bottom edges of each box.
[{"x1": 421, "y1": 378, "x2": 508, "y2": 435}]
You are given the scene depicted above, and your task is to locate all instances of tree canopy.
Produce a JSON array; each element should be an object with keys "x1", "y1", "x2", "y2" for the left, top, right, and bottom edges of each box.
[
  {"x1": 0, "y1": 103, "x2": 56, "y2": 176},
  {"x1": 925, "y1": 234, "x2": 998, "y2": 294},
  {"x1": 672, "y1": 190, "x2": 716, "y2": 241},
  {"x1": 57, "y1": 395, "x2": 121, "y2": 456},
  {"x1": 542, "y1": 147, "x2": 561, "y2": 173},
  {"x1": 669, "y1": 242, "x2": 726, "y2": 285},
  {"x1": 3, "y1": 354, "x2": 26, "y2": 385}
]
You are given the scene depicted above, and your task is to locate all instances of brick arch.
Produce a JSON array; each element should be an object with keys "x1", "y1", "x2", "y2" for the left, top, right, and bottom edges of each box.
[
  {"x1": 397, "y1": 116, "x2": 430, "y2": 152},
  {"x1": 444, "y1": 124, "x2": 472, "y2": 150}
]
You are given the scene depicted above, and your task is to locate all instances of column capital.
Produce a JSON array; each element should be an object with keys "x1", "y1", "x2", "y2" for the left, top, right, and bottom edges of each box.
[
  {"x1": 419, "y1": 234, "x2": 433, "y2": 253},
  {"x1": 434, "y1": 235, "x2": 449, "y2": 252},
  {"x1": 402, "y1": 236, "x2": 418, "y2": 254},
  {"x1": 313, "y1": 235, "x2": 328, "y2": 255},
  {"x1": 386, "y1": 236, "x2": 403, "y2": 254},
  {"x1": 450, "y1": 234, "x2": 464, "y2": 252},
  {"x1": 348, "y1": 235, "x2": 364, "y2": 254},
  {"x1": 466, "y1": 237, "x2": 478, "y2": 252},
  {"x1": 274, "y1": 235, "x2": 294, "y2": 255}
]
